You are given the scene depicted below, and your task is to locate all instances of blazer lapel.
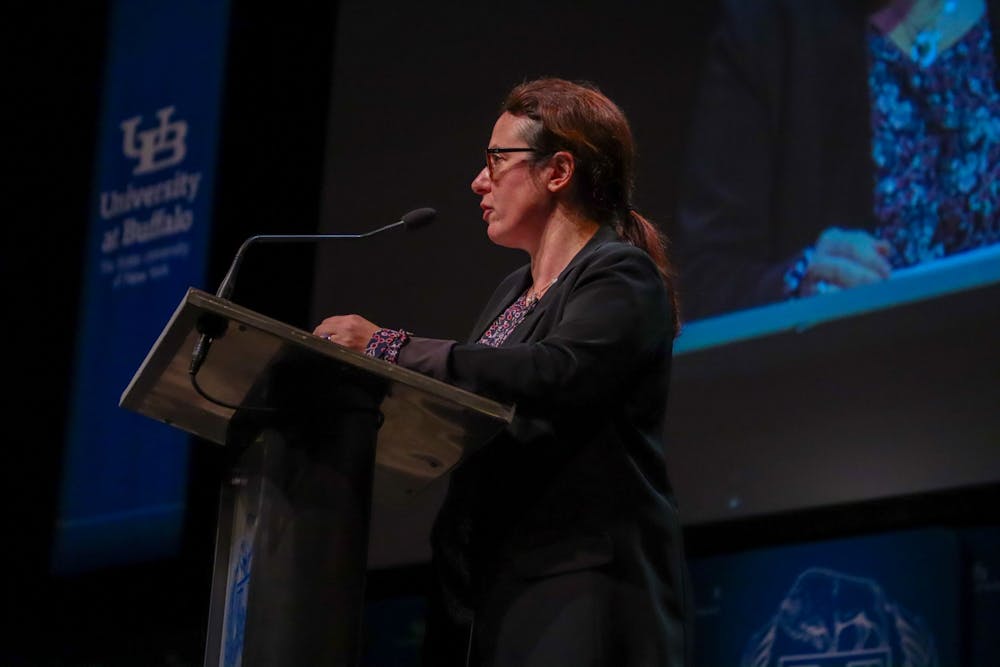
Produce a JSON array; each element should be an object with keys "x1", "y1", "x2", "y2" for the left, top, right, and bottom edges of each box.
[{"x1": 492, "y1": 226, "x2": 622, "y2": 346}]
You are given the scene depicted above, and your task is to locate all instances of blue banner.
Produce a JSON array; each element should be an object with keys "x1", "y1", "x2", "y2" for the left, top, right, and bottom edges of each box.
[{"x1": 52, "y1": 0, "x2": 230, "y2": 574}]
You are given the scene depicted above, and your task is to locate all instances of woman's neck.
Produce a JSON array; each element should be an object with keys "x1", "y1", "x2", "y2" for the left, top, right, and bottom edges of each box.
[{"x1": 527, "y1": 208, "x2": 600, "y2": 288}]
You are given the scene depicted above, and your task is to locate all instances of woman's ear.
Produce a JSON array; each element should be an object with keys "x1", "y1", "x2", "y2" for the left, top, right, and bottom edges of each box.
[{"x1": 546, "y1": 151, "x2": 575, "y2": 193}]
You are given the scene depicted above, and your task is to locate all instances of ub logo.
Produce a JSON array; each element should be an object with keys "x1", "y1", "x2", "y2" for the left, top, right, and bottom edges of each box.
[
  {"x1": 741, "y1": 568, "x2": 938, "y2": 667},
  {"x1": 120, "y1": 106, "x2": 188, "y2": 175}
]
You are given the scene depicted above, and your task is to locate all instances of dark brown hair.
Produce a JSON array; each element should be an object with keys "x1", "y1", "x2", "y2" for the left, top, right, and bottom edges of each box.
[{"x1": 502, "y1": 77, "x2": 679, "y2": 329}]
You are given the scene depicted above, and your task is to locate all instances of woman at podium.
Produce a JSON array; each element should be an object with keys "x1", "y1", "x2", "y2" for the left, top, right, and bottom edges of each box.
[{"x1": 314, "y1": 77, "x2": 692, "y2": 667}]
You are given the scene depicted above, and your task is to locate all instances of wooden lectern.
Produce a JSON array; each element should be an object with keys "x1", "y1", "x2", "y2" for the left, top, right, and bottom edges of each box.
[{"x1": 120, "y1": 288, "x2": 514, "y2": 667}]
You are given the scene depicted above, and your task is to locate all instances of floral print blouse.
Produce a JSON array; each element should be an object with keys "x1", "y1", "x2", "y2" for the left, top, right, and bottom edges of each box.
[{"x1": 868, "y1": 14, "x2": 1000, "y2": 268}]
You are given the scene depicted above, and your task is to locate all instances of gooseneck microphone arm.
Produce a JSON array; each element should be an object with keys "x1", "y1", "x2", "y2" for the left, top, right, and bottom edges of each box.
[
  {"x1": 189, "y1": 206, "x2": 436, "y2": 378},
  {"x1": 214, "y1": 209, "x2": 434, "y2": 302}
]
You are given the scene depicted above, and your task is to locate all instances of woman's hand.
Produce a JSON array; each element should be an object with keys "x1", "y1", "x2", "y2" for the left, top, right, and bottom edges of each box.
[
  {"x1": 313, "y1": 314, "x2": 380, "y2": 353},
  {"x1": 801, "y1": 227, "x2": 892, "y2": 295}
]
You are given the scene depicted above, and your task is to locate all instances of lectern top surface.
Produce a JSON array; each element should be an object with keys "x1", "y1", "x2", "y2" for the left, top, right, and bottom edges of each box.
[{"x1": 120, "y1": 288, "x2": 514, "y2": 501}]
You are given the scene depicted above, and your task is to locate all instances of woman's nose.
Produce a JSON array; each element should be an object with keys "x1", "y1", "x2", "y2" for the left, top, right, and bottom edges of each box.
[{"x1": 471, "y1": 167, "x2": 491, "y2": 194}]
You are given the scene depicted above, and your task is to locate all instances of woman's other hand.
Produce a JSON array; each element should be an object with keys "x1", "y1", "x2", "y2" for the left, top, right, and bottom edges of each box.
[{"x1": 313, "y1": 314, "x2": 380, "y2": 353}]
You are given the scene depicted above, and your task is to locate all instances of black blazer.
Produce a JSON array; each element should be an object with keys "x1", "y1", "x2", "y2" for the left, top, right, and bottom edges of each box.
[
  {"x1": 400, "y1": 226, "x2": 691, "y2": 666},
  {"x1": 674, "y1": 0, "x2": 1000, "y2": 320}
]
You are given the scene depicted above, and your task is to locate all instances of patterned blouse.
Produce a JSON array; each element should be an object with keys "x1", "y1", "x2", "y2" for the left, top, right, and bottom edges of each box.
[
  {"x1": 475, "y1": 291, "x2": 541, "y2": 347},
  {"x1": 868, "y1": 13, "x2": 1000, "y2": 268},
  {"x1": 785, "y1": 13, "x2": 1000, "y2": 295}
]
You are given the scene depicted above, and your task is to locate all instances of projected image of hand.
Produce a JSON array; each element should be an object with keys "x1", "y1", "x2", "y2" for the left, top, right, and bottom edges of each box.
[{"x1": 800, "y1": 228, "x2": 893, "y2": 296}]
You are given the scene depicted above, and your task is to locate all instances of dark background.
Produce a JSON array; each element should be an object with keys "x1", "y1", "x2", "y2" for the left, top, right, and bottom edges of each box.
[{"x1": 10, "y1": 1, "x2": 999, "y2": 665}]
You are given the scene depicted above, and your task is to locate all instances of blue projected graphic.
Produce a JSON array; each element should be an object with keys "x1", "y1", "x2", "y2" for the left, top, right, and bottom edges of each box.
[
  {"x1": 690, "y1": 529, "x2": 960, "y2": 667},
  {"x1": 52, "y1": 0, "x2": 230, "y2": 574},
  {"x1": 741, "y1": 568, "x2": 936, "y2": 667}
]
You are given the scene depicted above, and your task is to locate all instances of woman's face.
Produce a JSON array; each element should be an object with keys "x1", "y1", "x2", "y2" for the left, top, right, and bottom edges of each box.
[{"x1": 471, "y1": 112, "x2": 553, "y2": 252}]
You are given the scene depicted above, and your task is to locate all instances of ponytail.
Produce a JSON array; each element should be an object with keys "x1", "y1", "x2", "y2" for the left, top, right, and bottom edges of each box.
[{"x1": 618, "y1": 209, "x2": 681, "y2": 333}]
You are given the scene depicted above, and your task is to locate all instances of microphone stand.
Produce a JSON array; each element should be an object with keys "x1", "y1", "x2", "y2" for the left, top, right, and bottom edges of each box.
[{"x1": 189, "y1": 208, "x2": 436, "y2": 377}]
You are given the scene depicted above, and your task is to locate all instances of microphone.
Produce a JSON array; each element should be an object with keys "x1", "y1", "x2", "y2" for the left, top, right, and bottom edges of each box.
[{"x1": 189, "y1": 206, "x2": 436, "y2": 376}]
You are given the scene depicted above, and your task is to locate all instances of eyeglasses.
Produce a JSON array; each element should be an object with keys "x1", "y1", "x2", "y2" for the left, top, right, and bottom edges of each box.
[{"x1": 485, "y1": 147, "x2": 537, "y2": 180}]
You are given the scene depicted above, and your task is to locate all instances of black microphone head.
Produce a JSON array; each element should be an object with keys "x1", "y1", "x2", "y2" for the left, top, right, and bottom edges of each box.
[{"x1": 401, "y1": 207, "x2": 437, "y2": 230}]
